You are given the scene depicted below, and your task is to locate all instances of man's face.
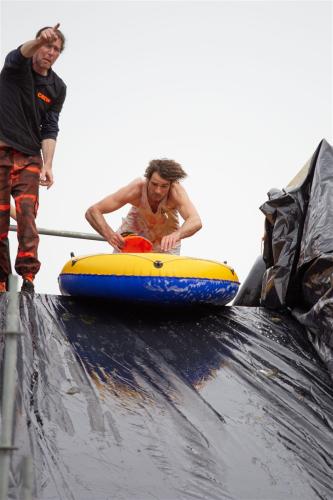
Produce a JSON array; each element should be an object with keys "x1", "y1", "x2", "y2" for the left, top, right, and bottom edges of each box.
[
  {"x1": 147, "y1": 172, "x2": 171, "y2": 203},
  {"x1": 33, "y1": 38, "x2": 62, "y2": 75}
]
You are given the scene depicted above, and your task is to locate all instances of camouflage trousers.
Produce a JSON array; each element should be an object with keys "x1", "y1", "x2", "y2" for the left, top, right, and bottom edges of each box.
[{"x1": 0, "y1": 146, "x2": 41, "y2": 281}]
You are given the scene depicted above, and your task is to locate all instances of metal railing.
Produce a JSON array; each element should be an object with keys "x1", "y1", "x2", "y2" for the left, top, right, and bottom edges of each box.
[
  {"x1": 0, "y1": 227, "x2": 104, "y2": 499},
  {"x1": 9, "y1": 224, "x2": 106, "y2": 242},
  {"x1": 0, "y1": 276, "x2": 27, "y2": 500}
]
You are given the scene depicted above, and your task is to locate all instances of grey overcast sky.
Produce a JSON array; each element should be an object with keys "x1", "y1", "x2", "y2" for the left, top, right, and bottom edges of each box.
[{"x1": 0, "y1": 0, "x2": 332, "y2": 294}]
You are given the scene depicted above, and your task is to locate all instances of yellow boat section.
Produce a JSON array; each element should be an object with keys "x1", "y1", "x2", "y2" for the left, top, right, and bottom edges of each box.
[{"x1": 61, "y1": 253, "x2": 239, "y2": 282}]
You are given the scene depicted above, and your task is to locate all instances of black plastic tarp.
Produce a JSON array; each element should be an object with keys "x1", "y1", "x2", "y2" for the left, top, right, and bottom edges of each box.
[
  {"x1": 260, "y1": 139, "x2": 333, "y2": 378},
  {"x1": 1, "y1": 294, "x2": 333, "y2": 499}
]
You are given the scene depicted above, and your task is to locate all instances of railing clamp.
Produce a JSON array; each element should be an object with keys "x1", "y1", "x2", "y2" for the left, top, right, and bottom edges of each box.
[
  {"x1": 0, "y1": 445, "x2": 18, "y2": 451},
  {"x1": 0, "y1": 330, "x2": 24, "y2": 337}
]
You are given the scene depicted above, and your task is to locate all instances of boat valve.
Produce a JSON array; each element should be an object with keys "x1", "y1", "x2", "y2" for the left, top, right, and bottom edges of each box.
[{"x1": 70, "y1": 252, "x2": 78, "y2": 266}]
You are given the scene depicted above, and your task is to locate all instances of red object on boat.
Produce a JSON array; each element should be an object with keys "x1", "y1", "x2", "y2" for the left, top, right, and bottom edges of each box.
[{"x1": 122, "y1": 235, "x2": 153, "y2": 253}]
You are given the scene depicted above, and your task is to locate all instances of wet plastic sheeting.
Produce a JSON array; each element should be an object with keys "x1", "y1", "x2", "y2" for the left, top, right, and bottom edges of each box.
[
  {"x1": 1, "y1": 294, "x2": 333, "y2": 499},
  {"x1": 233, "y1": 255, "x2": 265, "y2": 307},
  {"x1": 260, "y1": 139, "x2": 333, "y2": 378}
]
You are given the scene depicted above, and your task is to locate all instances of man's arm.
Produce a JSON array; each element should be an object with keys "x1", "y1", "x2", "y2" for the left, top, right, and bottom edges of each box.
[
  {"x1": 161, "y1": 183, "x2": 202, "y2": 252},
  {"x1": 85, "y1": 179, "x2": 142, "y2": 251},
  {"x1": 40, "y1": 138, "x2": 56, "y2": 189},
  {"x1": 20, "y1": 24, "x2": 60, "y2": 58},
  {"x1": 40, "y1": 85, "x2": 66, "y2": 189}
]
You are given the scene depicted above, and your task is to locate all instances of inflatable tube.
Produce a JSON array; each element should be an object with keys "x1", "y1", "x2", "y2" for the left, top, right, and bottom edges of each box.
[{"x1": 58, "y1": 253, "x2": 240, "y2": 305}]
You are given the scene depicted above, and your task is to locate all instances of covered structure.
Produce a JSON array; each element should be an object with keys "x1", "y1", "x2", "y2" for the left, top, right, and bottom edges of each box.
[{"x1": 257, "y1": 139, "x2": 333, "y2": 378}]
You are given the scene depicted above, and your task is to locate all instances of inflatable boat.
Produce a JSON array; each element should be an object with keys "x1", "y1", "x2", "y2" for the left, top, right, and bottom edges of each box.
[{"x1": 58, "y1": 252, "x2": 240, "y2": 306}]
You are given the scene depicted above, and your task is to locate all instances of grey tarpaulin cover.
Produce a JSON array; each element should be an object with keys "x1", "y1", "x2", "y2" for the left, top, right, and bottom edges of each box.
[
  {"x1": 1, "y1": 294, "x2": 333, "y2": 499},
  {"x1": 260, "y1": 139, "x2": 333, "y2": 378}
]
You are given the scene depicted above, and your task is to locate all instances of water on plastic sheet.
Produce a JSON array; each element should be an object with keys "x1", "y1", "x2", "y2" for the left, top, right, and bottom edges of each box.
[{"x1": 2, "y1": 295, "x2": 333, "y2": 500}]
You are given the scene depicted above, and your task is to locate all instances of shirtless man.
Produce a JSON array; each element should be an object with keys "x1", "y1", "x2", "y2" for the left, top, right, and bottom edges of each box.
[{"x1": 85, "y1": 158, "x2": 202, "y2": 254}]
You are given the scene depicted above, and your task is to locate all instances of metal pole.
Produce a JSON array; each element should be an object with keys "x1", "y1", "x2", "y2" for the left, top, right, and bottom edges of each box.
[
  {"x1": 22, "y1": 455, "x2": 33, "y2": 500},
  {"x1": 0, "y1": 275, "x2": 21, "y2": 500},
  {"x1": 9, "y1": 224, "x2": 105, "y2": 242}
]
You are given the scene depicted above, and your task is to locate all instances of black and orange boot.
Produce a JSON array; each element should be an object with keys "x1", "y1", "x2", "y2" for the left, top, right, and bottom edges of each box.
[{"x1": 21, "y1": 274, "x2": 35, "y2": 294}]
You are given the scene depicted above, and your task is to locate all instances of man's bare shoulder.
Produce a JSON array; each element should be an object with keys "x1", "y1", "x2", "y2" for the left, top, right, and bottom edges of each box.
[
  {"x1": 128, "y1": 176, "x2": 145, "y2": 191},
  {"x1": 129, "y1": 177, "x2": 145, "y2": 189},
  {"x1": 124, "y1": 177, "x2": 145, "y2": 203},
  {"x1": 168, "y1": 182, "x2": 187, "y2": 206}
]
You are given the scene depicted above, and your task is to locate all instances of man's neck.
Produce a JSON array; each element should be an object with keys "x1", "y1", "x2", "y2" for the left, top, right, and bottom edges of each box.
[
  {"x1": 32, "y1": 64, "x2": 48, "y2": 77},
  {"x1": 148, "y1": 200, "x2": 159, "y2": 213}
]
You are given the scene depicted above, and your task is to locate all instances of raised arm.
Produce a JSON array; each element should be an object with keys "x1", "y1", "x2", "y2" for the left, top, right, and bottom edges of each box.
[
  {"x1": 20, "y1": 24, "x2": 60, "y2": 58},
  {"x1": 85, "y1": 179, "x2": 142, "y2": 251},
  {"x1": 160, "y1": 183, "x2": 202, "y2": 252}
]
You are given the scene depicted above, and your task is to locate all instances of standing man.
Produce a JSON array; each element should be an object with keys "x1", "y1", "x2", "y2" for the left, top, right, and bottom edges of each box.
[
  {"x1": 0, "y1": 24, "x2": 66, "y2": 292},
  {"x1": 85, "y1": 158, "x2": 202, "y2": 254}
]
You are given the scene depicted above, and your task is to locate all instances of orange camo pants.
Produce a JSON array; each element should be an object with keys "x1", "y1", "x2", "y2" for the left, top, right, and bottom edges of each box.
[{"x1": 0, "y1": 146, "x2": 41, "y2": 281}]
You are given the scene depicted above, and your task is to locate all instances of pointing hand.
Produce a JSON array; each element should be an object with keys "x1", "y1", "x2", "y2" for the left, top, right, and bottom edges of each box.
[{"x1": 38, "y1": 24, "x2": 60, "y2": 44}]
